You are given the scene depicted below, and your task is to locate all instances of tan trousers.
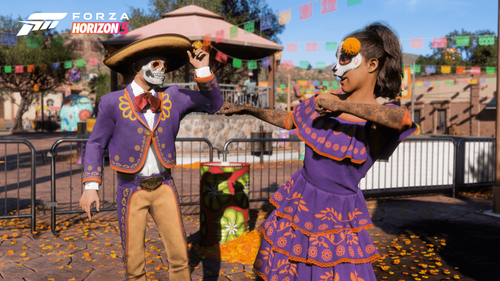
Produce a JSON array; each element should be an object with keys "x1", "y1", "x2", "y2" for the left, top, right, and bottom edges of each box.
[{"x1": 122, "y1": 184, "x2": 191, "y2": 281}]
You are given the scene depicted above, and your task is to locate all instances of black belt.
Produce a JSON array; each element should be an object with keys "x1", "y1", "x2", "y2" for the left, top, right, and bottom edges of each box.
[{"x1": 117, "y1": 169, "x2": 171, "y2": 190}]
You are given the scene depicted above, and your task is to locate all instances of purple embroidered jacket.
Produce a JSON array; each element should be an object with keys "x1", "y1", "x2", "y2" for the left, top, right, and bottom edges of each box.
[{"x1": 83, "y1": 74, "x2": 222, "y2": 185}]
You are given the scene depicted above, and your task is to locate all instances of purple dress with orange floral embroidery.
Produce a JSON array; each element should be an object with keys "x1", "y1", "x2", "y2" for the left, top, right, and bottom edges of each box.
[{"x1": 253, "y1": 96, "x2": 416, "y2": 281}]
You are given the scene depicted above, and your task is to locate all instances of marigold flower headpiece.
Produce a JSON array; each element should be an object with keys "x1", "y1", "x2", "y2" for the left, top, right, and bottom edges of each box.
[{"x1": 342, "y1": 38, "x2": 361, "y2": 56}]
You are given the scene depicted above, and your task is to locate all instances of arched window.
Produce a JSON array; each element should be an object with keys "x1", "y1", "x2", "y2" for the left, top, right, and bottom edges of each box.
[{"x1": 47, "y1": 99, "x2": 54, "y2": 107}]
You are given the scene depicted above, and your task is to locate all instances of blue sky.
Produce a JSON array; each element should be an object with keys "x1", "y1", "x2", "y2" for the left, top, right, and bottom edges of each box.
[{"x1": 2, "y1": 0, "x2": 499, "y2": 67}]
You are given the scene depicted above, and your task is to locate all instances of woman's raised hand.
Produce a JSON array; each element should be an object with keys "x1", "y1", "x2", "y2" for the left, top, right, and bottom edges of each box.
[{"x1": 219, "y1": 102, "x2": 244, "y2": 116}]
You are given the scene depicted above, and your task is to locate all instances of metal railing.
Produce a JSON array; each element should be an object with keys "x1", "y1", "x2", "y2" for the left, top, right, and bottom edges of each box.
[
  {"x1": 46, "y1": 137, "x2": 214, "y2": 235},
  {"x1": 456, "y1": 137, "x2": 495, "y2": 187},
  {"x1": 0, "y1": 139, "x2": 39, "y2": 234}
]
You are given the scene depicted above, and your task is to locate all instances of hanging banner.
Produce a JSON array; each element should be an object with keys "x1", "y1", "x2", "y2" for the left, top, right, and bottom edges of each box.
[
  {"x1": 0, "y1": 32, "x2": 17, "y2": 46},
  {"x1": 203, "y1": 34, "x2": 212, "y2": 51},
  {"x1": 300, "y1": 61, "x2": 309, "y2": 69},
  {"x1": 425, "y1": 65, "x2": 436, "y2": 74},
  {"x1": 76, "y1": 59, "x2": 85, "y2": 67},
  {"x1": 305, "y1": 42, "x2": 318, "y2": 52},
  {"x1": 247, "y1": 60, "x2": 258, "y2": 70},
  {"x1": 432, "y1": 37, "x2": 447, "y2": 48},
  {"x1": 233, "y1": 58, "x2": 242, "y2": 68},
  {"x1": 261, "y1": 15, "x2": 273, "y2": 31},
  {"x1": 456, "y1": 36, "x2": 470, "y2": 47},
  {"x1": 399, "y1": 67, "x2": 411, "y2": 99},
  {"x1": 27, "y1": 35, "x2": 42, "y2": 48},
  {"x1": 261, "y1": 57, "x2": 271, "y2": 68},
  {"x1": 64, "y1": 61, "x2": 72, "y2": 69},
  {"x1": 316, "y1": 62, "x2": 326, "y2": 69},
  {"x1": 281, "y1": 60, "x2": 293, "y2": 68},
  {"x1": 321, "y1": 0, "x2": 337, "y2": 14},
  {"x1": 326, "y1": 42, "x2": 337, "y2": 51},
  {"x1": 410, "y1": 38, "x2": 423, "y2": 49},
  {"x1": 52, "y1": 62, "x2": 60, "y2": 70},
  {"x1": 230, "y1": 26, "x2": 238, "y2": 38},
  {"x1": 15, "y1": 65, "x2": 23, "y2": 73},
  {"x1": 274, "y1": 51, "x2": 282, "y2": 61},
  {"x1": 456, "y1": 66, "x2": 465, "y2": 74},
  {"x1": 347, "y1": 0, "x2": 362, "y2": 6},
  {"x1": 89, "y1": 58, "x2": 98, "y2": 66},
  {"x1": 470, "y1": 67, "x2": 481, "y2": 75},
  {"x1": 4, "y1": 66, "x2": 12, "y2": 73},
  {"x1": 279, "y1": 10, "x2": 291, "y2": 25},
  {"x1": 411, "y1": 65, "x2": 421, "y2": 73},
  {"x1": 486, "y1": 67, "x2": 495, "y2": 75},
  {"x1": 216, "y1": 30, "x2": 224, "y2": 43},
  {"x1": 287, "y1": 43, "x2": 298, "y2": 52},
  {"x1": 299, "y1": 3, "x2": 312, "y2": 20},
  {"x1": 441, "y1": 65, "x2": 451, "y2": 74},
  {"x1": 244, "y1": 21, "x2": 255, "y2": 34},
  {"x1": 215, "y1": 51, "x2": 227, "y2": 63},
  {"x1": 27, "y1": 65, "x2": 35, "y2": 72},
  {"x1": 479, "y1": 35, "x2": 495, "y2": 46}
]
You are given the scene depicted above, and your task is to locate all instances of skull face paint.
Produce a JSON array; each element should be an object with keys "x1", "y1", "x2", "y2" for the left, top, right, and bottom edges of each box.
[
  {"x1": 141, "y1": 56, "x2": 167, "y2": 85},
  {"x1": 332, "y1": 40, "x2": 363, "y2": 78}
]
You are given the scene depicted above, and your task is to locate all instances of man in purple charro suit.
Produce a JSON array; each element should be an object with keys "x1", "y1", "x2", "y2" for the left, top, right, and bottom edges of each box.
[{"x1": 79, "y1": 34, "x2": 223, "y2": 281}]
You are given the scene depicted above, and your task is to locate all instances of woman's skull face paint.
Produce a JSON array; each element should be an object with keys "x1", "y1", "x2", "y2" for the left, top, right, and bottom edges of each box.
[
  {"x1": 332, "y1": 41, "x2": 362, "y2": 77},
  {"x1": 142, "y1": 56, "x2": 167, "y2": 85}
]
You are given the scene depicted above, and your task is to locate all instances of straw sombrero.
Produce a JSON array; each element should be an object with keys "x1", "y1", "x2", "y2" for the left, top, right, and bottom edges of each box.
[{"x1": 103, "y1": 34, "x2": 192, "y2": 75}]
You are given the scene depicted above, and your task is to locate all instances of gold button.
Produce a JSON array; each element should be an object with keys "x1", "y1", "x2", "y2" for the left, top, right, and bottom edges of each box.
[
  {"x1": 134, "y1": 145, "x2": 140, "y2": 151},
  {"x1": 129, "y1": 157, "x2": 135, "y2": 163},
  {"x1": 87, "y1": 165, "x2": 92, "y2": 171},
  {"x1": 145, "y1": 130, "x2": 151, "y2": 136},
  {"x1": 137, "y1": 128, "x2": 143, "y2": 134},
  {"x1": 97, "y1": 166, "x2": 101, "y2": 172},
  {"x1": 161, "y1": 144, "x2": 165, "y2": 149},
  {"x1": 168, "y1": 153, "x2": 172, "y2": 158},
  {"x1": 158, "y1": 127, "x2": 163, "y2": 133},
  {"x1": 115, "y1": 155, "x2": 120, "y2": 161}
]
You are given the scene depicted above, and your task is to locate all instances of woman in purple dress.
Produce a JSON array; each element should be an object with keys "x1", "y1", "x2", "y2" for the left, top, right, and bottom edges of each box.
[{"x1": 219, "y1": 22, "x2": 416, "y2": 281}]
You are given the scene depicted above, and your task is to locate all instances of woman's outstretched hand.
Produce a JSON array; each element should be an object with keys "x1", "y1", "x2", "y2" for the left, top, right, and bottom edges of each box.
[
  {"x1": 315, "y1": 98, "x2": 340, "y2": 116},
  {"x1": 219, "y1": 102, "x2": 244, "y2": 116}
]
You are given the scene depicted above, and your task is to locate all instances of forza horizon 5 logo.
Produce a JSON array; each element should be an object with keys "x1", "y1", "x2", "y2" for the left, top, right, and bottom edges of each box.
[{"x1": 17, "y1": 12, "x2": 130, "y2": 36}]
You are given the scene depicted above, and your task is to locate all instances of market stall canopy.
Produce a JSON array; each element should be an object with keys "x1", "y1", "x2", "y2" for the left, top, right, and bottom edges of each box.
[{"x1": 103, "y1": 5, "x2": 283, "y2": 60}]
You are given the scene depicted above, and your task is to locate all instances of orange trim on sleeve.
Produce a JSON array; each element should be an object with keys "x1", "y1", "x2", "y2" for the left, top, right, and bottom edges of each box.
[
  {"x1": 285, "y1": 111, "x2": 293, "y2": 130},
  {"x1": 194, "y1": 71, "x2": 215, "y2": 83},
  {"x1": 83, "y1": 177, "x2": 102, "y2": 185},
  {"x1": 402, "y1": 109, "x2": 412, "y2": 127}
]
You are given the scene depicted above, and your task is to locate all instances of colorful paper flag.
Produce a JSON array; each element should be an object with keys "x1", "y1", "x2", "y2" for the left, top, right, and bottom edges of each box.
[
  {"x1": 332, "y1": 81, "x2": 338, "y2": 89},
  {"x1": 416, "y1": 81, "x2": 423, "y2": 88},
  {"x1": 312, "y1": 81, "x2": 319, "y2": 86},
  {"x1": 425, "y1": 65, "x2": 436, "y2": 74},
  {"x1": 1, "y1": 32, "x2": 17, "y2": 46},
  {"x1": 410, "y1": 38, "x2": 423, "y2": 49},
  {"x1": 287, "y1": 43, "x2": 298, "y2": 52},
  {"x1": 445, "y1": 80, "x2": 454, "y2": 86},
  {"x1": 261, "y1": 15, "x2": 273, "y2": 31},
  {"x1": 305, "y1": 42, "x2": 318, "y2": 52},
  {"x1": 64, "y1": 61, "x2": 72, "y2": 69},
  {"x1": 15, "y1": 65, "x2": 23, "y2": 73},
  {"x1": 27, "y1": 65, "x2": 35, "y2": 72},
  {"x1": 193, "y1": 40, "x2": 203, "y2": 50},
  {"x1": 279, "y1": 10, "x2": 291, "y2": 25},
  {"x1": 215, "y1": 51, "x2": 227, "y2": 63},
  {"x1": 316, "y1": 62, "x2": 326, "y2": 69},
  {"x1": 347, "y1": 0, "x2": 362, "y2": 6},
  {"x1": 216, "y1": 30, "x2": 224, "y2": 43},
  {"x1": 52, "y1": 62, "x2": 60, "y2": 70},
  {"x1": 480, "y1": 78, "x2": 487, "y2": 84},
  {"x1": 299, "y1": 3, "x2": 312, "y2": 20},
  {"x1": 470, "y1": 79, "x2": 478, "y2": 84},
  {"x1": 321, "y1": 0, "x2": 337, "y2": 14},
  {"x1": 77, "y1": 59, "x2": 85, "y2": 67},
  {"x1": 203, "y1": 34, "x2": 211, "y2": 51},
  {"x1": 432, "y1": 37, "x2": 447, "y2": 48},
  {"x1": 280, "y1": 84, "x2": 286, "y2": 89},
  {"x1": 244, "y1": 21, "x2": 255, "y2": 34},
  {"x1": 479, "y1": 35, "x2": 495, "y2": 46},
  {"x1": 4, "y1": 66, "x2": 11, "y2": 73},
  {"x1": 326, "y1": 42, "x2": 337, "y2": 51},
  {"x1": 487, "y1": 67, "x2": 495, "y2": 75},
  {"x1": 435, "y1": 81, "x2": 441, "y2": 87},
  {"x1": 262, "y1": 57, "x2": 271, "y2": 68},
  {"x1": 456, "y1": 36, "x2": 470, "y2": 47},
  {"x1": 51, "y1": 37, "x2": 63, "y2": 49},
  {"x1": 39, "y1": 65, "x2": 47, "y2": 71},
  {"x1": 27, "y1": 35, "x2": 42, "y2": 48},
  {"x1": 456, "y1": 66, "x2": 465, "y2": 74},
  {"x1": 248, "y1": 60, "x2": 257, "y2": 70},
  {"x1": 470, "y1": 66, "x2": 481, "y2": 75},
  {"x1": 300, "y1": 61, "x2": 309, "y2": 69},
  {"x1": 423, "y1": 81, "x2": 432, "y2": 88},
  {"x1": 281, "y1": 60, "x2": 293, "y2": 68},
  {"x1": 298, "y1": 80, "x2": 307, "y2": 86},
  {"x1": 322, "y1": 81, "x2": 330, "y2": 86},
  {"x1": 274, "y1": 51, "x2": 282, "y2": 61},
  {"x1": 411, "y1": 65, "x2": 421, "y2": 73},
  {"x1": 233, "y1": 58, "x2": 242, "y2": 68},
  {"x1": 441, "y1": 65, "x2": 451, "y2": 74},
  {"x1": 230, "y1": 26, "x2": 238, "y2": 38},
  {"x1": 490, "y1": 78, "x2": 496, "y2": 83},
  {"x1": 89, "y1": 58, "x2": 98, "y2": 66}
]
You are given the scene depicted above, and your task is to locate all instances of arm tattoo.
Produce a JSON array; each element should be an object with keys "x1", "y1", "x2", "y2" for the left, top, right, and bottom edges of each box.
[
  {"x1": 320, "y1": 100, "x2": 410, "y2": 131},
  {"x1": 242, "y1": 106, "x2": 291, "y2": 129}
]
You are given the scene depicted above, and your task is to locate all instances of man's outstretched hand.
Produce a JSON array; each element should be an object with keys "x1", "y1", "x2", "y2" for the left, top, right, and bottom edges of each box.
[
  {"x1": 187, "y1": 45, "x2": 209, "y2": 69},
  {"x1": 79, "y1": 189, "x2": 100, "y2": 220},
  {"x1": 219, "y1": 102, "x2": 245, "y2": 116}
]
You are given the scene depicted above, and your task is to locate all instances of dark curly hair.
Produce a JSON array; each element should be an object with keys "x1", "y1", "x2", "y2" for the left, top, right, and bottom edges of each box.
[{"x1": 344, "y1": 22, "x2": 403, "y2": 99}]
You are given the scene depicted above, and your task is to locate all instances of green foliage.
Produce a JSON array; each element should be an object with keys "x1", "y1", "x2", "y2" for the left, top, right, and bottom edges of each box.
[
  {"x1": 88, "y1": 72, "x2": 111, "y2": 103},
  {"x1": 415, "y1": 29, "x2": 497, "y2": 76}
]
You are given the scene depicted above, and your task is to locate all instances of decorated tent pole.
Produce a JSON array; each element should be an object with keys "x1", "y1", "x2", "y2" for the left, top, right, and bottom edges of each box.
[
  {"x1": 494, "y1": 0, "x2": 500, "y2": 213},
  {"x1": 287, "y1": 74, "x2": 291, "y2": 112}
]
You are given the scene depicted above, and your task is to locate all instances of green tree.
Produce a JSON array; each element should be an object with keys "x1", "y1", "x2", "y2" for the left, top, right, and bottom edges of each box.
[
  {"x1": 416, "y1": 29, "x2": 497, "y2": 76},
  {"x1": 127, "y1": 0, "x2": 285, "y2": 84},
  {"x1": 87, "y1": 72, "x2": 110, "y2": 117},
  {"x1": 0, "y1": 15, "x2": 75, "y2": 132}
]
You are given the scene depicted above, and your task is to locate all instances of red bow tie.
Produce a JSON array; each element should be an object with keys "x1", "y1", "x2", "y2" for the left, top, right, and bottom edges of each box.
[{"x1": 134, "y1": 91, "x2": 161, "y2": 113}]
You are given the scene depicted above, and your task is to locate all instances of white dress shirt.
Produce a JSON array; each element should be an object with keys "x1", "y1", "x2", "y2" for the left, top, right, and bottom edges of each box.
[{"x1": 85, "y1": 67, "x2": 211, "y2": 190}]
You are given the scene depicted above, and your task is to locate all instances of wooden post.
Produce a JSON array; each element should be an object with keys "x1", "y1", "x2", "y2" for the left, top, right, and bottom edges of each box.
[
  {"x1": 287, "y1": 74, "x2": 291, "y2": 112},
  {"x1": 268, "y1": 56, "x2": 275, "y2": 110},
  {"x1": 494, "y1": 0, "x2": 500, "y2": 213}
]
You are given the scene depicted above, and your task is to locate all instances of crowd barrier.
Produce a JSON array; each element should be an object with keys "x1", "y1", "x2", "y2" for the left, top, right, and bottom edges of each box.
[{"x1": 0, "y1": 136, "x2": 496, "y2": 235}]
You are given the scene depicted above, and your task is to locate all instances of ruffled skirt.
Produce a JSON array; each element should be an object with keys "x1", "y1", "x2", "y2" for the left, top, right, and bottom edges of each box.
[{"x1": 253, "y1": 170, "x2": 379, "y2": 281}]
